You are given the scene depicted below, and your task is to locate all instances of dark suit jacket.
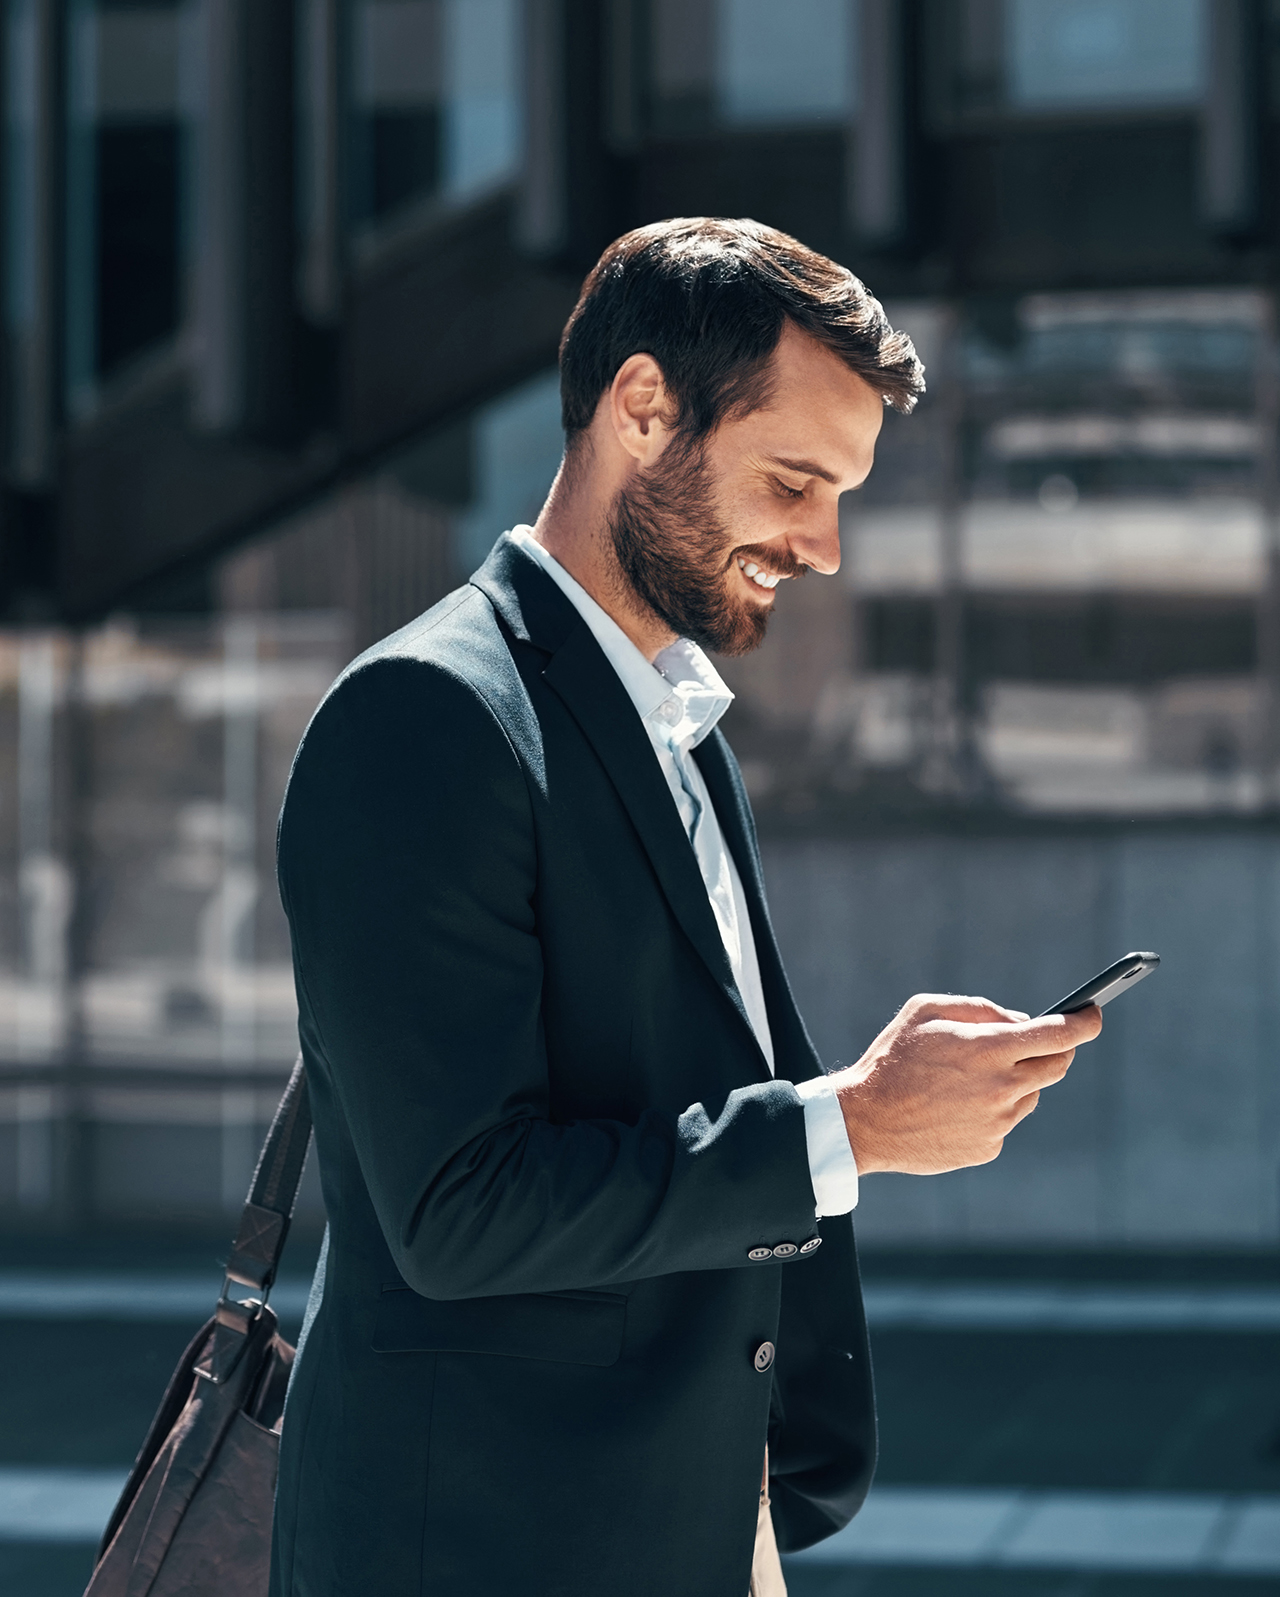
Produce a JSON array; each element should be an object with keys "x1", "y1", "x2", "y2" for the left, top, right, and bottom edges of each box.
[{"x1": 270, "y1": 534, "x2": 875, "y2": 1597}]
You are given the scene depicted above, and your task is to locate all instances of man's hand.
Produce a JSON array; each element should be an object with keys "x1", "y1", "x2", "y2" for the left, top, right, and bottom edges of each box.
[{"x1": 833, "y1": 995, "x2": 1102, "y2": 1176}]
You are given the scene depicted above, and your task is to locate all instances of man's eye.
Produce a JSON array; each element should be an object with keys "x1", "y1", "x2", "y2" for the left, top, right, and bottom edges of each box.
[{"x1": 774, "y1": 480, "x2": 805, "y2": 499}]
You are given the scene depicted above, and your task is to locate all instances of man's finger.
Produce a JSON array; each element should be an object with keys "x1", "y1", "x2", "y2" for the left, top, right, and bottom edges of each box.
[
  {"x1": 1013, "y1": 1048, "x2": 1076, "y2": 1089},
  {"x1": 912, "y1": 994, "x2": 1037, "y2": 1026},
  {"x1": 991, "y1": 1005, "x2": 1102, "y2": 1057}
]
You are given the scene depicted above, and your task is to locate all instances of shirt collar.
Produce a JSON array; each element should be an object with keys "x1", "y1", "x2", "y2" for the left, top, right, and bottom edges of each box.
[{"x1": 508, "y1": 526, "x2": 733, "y2": 751}]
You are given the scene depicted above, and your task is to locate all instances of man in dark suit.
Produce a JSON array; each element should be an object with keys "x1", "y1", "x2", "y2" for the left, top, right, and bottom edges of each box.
[{"x1": 271, "y1": 218, "x2": 1098, "y2": 1597}]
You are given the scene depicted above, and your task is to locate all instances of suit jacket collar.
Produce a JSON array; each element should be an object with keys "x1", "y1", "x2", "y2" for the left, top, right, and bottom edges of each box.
[
  {"x1": 472, "y1": 535, "x2": 769, "y2": 1075},
  {"x1": 471, "y1": 531, "x2": 581, "y2": 655}
]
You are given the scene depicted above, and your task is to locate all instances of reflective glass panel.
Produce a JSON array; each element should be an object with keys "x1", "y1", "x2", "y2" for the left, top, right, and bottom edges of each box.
[
  {"x1": 0, "y1": 615, "x2": 345, "y2": 1220},
  {"x1": 5, "y1": 0, "x2": 47, "y2": 480},
  {"x1": 829, "y1": 290, "x2": 1266, "y2": 821},
  {"x1": 5, "y1": 0, "x2": 38, "y2": 346},
  {"x1": 717, "y1": 0, "x2": 854, "y2": 126},
  {"x1": 1006, "y1": 0, "x2": 1205, "y2": 109},
  {"x1": 349, "y1": 0, "x2": 520, "y2": 231},
  {"x1": 451, "y1": 370, "x2": 563, "y2": 573},
  {"x1": 650, "y1": 0, "x2": 856, "y2": 136},
  {"x1": 64, "y1": 0, "x2": 186, "y2": 413}
]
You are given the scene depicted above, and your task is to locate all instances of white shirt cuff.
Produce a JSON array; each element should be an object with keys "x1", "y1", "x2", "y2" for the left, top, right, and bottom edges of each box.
[{"x1": 796, "y1": 1074, "x2": 859, "y2": 1216}]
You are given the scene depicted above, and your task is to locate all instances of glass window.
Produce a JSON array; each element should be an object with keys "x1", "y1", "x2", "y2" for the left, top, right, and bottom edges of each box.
[
  {"x1": 64, "y1": 0, "x2": 186, "y2": 414},
  {"x1": 5, "y1": 0, "x2": 46, "y2": 480},
  {"x1": 5, "y1": 2, "x2": 38, "y2": 341},
  {"x1": 1006, "y1": 0, "x2": 1205, "y2": 110},
  {"x1": 717, "y1": 0, "x2": 854, "y2": 126},
  {"x1": 649, "y1": 0, "x2": 856, "y2": 137},
  {"x1": 821, "y1": 289, "x2": 1267, "y2": 820},
  {"x1": 450, "y1": 369, "x2": 564, "y2": 573},
  {"x1": 349, "y1": 0, "x2": 520, "y2": 232},
  {"x1": 0, "y1": 614, "x2": 344, "y2": 1218}
]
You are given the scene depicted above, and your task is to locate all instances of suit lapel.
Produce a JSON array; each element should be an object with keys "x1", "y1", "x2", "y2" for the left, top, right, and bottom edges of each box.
[
  {"x1": 473, "y1": 537, "x2": 755, "y2": 1040},
  {"x1": 541, "y1": 627, "x2": 756, "y2": 1037},
  {"x1": 692, "y1": 730, "x2": 766, "y2": 907},
  {"x1": 694, "y1": 729, "x2": 825, "y2": 1083}
]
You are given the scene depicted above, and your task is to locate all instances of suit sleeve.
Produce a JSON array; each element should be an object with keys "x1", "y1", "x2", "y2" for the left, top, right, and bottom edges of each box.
[{"x1": 277, "y1": 656, "x2": 819, "y2": 1299}]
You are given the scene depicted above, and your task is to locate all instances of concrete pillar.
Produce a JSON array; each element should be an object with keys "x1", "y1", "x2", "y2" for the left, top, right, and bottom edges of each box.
[
  {"x1": 849, "y1": 0, "x2": 916, "y2": 252},
  {"x1": 1201, "y1": 0, "x2": 1263, "y2": 240},
  {"x1": 517, "y1": 0, "x2": 614, "y2": 267},
  {"x1": 189, "y1": 0, "x2": 297, "y2": 439}
]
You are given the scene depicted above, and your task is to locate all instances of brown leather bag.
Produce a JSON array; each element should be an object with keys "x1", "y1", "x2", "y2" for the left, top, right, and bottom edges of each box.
[{"x1": 85, "y1": 1060, "x2": 314, "y2": 1597}]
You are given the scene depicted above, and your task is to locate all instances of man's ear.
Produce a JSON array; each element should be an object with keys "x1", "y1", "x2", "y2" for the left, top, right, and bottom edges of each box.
[{"x1": 609, "y1": 353, "x2": 675, "y2": 465}]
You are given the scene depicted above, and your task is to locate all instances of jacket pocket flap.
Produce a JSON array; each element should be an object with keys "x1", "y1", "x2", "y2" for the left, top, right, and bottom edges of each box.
[{"x1": 372, "y1": 1287, "x2": 626, "y2": 1367}]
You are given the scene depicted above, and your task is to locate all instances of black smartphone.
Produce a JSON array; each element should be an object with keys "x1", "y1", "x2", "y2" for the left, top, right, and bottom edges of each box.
[{"x1": 1037, "y1": 951, "x2": 1160, "y2": 1017}]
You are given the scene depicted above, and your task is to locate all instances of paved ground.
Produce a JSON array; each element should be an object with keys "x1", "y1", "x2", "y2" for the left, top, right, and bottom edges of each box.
[
  {"x1": 0, "y1": 1236, "x2": 1275, "y2": 1596},
  {"x1": 782, "y1": 1249, "x2": 1280, "y2": 1596},
  {"x1": 786, "y1": 1572, "x2": 1278, "y2": 1596},
  {"x1": 868, "y1": 1326, "x2": 1278, "y2": 1493}
]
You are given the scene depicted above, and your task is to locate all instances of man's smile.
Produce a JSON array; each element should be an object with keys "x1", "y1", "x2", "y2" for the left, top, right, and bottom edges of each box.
[{"x1": 735, "y1": 555, "x2": 789, "y2": 591}]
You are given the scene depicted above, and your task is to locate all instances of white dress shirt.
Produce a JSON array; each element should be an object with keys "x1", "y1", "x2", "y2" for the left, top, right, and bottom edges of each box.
[{"x1": 510, "y1": 528, "x2": 858, "y2": 1216}]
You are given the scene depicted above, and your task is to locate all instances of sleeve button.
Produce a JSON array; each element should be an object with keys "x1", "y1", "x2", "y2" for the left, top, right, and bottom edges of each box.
[
  {"x1": 799, "y1": 1237, "x2": 822, "y2": 1254},
  {"x1": 747, "y1": 1246, "x2": 773, "y2": 1262},
  {"x1": 772, "y1": 1242, "x2": 798, "y2": 1259}
]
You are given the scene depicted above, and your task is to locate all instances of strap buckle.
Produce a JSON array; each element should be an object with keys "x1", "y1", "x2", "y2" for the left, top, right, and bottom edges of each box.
[
  {"x1": 215, "y1": 1271, "x2": 266, "y2": 1325},
  {"x1": 202, "y1": 1272, "x2": 268, "y2": 1383}
]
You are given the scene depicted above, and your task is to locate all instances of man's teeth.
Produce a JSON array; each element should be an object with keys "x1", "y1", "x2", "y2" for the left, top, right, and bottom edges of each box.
[{"x1": 736, "y1": 557, "x2": 782, "y2": 589}]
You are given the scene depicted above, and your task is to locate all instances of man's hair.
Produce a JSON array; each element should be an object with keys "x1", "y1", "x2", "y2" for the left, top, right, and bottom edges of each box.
[{"x1": 558, "y1": 217, "x2": 924, "y2": 450}]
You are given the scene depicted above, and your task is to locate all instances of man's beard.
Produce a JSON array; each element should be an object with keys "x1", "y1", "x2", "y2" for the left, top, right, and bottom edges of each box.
[{"x1": 606, "y1": 437, "x2": 803, "y2": 657}]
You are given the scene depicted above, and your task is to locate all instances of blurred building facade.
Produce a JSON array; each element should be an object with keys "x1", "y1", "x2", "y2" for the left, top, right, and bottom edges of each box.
[{"x1": 0, "y1": 0, "x2": 1277, "y2": 1245}]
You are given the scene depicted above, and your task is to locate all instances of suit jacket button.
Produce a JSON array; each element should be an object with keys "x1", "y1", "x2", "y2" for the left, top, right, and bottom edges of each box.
[
  {"x1": 747, "y1": 1246, "x2": 773, "y2": 1262},
  {"x1": 753, "y1": 1341, "x2": 775, "y2": 1373},
  {"x1": 799, "y1": 1237, "x2": 822, "y2": 1254},
  {"x1": 772, "y1": 1242, "x2": 798, "y2": 1259}
]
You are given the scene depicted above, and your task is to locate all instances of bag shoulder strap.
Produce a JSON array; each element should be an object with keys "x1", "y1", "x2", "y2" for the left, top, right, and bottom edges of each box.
[{"x1": 207, "y1": 1056, "x2": 313, "y2": 1381}]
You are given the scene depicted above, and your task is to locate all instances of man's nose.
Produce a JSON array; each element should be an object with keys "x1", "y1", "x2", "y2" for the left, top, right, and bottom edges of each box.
[{"x1": 790, "y1": 511, "x2": 841, "y2": 576}]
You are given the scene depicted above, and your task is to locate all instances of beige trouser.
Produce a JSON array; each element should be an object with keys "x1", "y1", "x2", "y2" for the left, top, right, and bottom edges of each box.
[{"x1": 749, "y1": 1451, "x2": 787, "y2": 1597}]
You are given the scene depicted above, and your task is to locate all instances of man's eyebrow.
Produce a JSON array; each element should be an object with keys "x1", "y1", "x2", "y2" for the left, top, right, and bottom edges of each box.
[{"x1": 767, "y1": 454, "x2": 841, "y2": 485}]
